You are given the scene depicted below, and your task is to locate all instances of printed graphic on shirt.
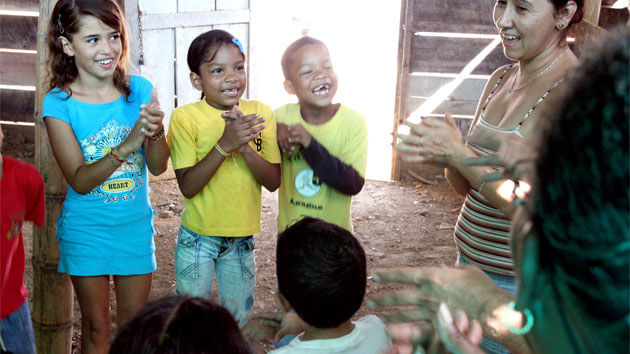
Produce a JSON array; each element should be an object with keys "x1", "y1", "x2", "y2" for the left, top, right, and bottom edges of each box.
[
  {"x1": 79, "y1": 120, "x2": 144, "y2": 203},
  {"x1": 295, "y1": 169, "x2": 321, "y2": 197}
]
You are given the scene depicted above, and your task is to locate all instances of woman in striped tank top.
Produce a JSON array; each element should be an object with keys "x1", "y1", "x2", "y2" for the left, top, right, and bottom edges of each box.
[{"x1": 396, "y1": 0, "x2": 584, "y2": 352}]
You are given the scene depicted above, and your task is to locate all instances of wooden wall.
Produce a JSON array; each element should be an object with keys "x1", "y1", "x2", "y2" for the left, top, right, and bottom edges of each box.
[
  {"x1": 0, "y1": 0, "x2": 39, "y2": 142},
  {"x1": 392, "y1": 0, "x2": 511, "y2": 180}
]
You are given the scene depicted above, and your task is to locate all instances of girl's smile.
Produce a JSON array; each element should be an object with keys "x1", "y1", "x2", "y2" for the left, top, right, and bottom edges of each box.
[
  {"x1": 192, "y1": 44, "x2": 246, "y2": 111},
  {"x1": 61, "y1": 15, "x2": 122, "y2": 84}
]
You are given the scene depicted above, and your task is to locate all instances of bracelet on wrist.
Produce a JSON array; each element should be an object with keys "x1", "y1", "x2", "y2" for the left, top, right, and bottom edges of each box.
[
  {"x1": 108, "y1": 150, "x2": 120, "y2": 168},
  {"x1": 214, "y1": 143, "x2": 231, "y2": 157},
  {"x1": 111, "y1": 147, "x2": 127, "y2": 163},
  {"x1": 149, "y1": 125, "x2": 165, "y2": 141}
]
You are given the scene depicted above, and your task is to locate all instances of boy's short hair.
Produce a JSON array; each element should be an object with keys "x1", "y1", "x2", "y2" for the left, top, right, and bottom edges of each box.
[
  {"x1": 281, "y1": 36, "x2": 326, "y2": 81},
  {"x1": 277, "y1": 217, "x2": 367, "y2": 328}
]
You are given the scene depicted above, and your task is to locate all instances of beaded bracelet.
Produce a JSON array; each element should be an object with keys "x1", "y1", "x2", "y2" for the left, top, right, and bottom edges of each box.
[
  {"x1": 149, "y1": 125, "x2": 165, "y2": 141},
  {"x1": 111, "y1": 147, "x2": 127, "y2": 163}
]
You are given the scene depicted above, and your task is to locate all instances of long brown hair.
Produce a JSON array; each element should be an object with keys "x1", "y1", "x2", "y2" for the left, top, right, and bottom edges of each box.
[{"x1": 47, "y1": 0, "x2": 131, "y2": 99}]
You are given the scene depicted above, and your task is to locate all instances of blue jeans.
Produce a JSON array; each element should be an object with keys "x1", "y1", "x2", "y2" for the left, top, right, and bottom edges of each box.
[
  {"x1": 458, "y1": 254, "x2": 516, "y2": 354},
  {"x1": 0, "y1": 300, "x2": 36, "y2": 354},
  {"x1": 174, "y1": 225, "x2": 256, "y2": 326}
]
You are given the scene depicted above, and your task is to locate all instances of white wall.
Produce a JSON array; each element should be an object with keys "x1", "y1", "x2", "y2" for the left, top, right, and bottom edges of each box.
[{"x1": 249, "y1": 0, "x2": 401, "y2": 181}]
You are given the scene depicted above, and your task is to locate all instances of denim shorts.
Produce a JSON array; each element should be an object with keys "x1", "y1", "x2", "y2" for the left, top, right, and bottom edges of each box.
[
  {"x1": 0, "y1": 300, "x2": 36, "y2": 354},
  {"x1": 173, "y1": 225, "x2": 256, "y2": 326}
]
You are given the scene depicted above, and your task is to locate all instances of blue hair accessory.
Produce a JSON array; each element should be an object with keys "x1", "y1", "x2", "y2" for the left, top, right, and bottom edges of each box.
[{"x1": 232, "y1": 37, "x2": 244, "y2": 53}]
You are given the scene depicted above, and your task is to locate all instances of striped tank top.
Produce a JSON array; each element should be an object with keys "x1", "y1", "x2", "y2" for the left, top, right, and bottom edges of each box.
[{"x1": 454, "y1": 65, "x2": 564, "y2": 277}]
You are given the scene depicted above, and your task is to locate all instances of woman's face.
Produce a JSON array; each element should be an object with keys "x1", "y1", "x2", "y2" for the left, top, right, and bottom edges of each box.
[{"x1": 493, "y1": 0, "x2": 560, "y2": 61}]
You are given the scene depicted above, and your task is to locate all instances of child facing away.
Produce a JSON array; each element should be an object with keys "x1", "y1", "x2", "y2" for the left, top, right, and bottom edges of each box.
[
  {"x1": 167, "y1": 29, "x2": 281, "y2": 326},
  {"x1": 0, "y1": 125, "x2": 45, "y2": 354},
  {"x1": 246, "y1": 217, "x2": 391, "y2": 353},
  {"x1": 109, "y1": 295, "x2": 254, "y2": 354},
  {"x1": 42, "y1": 0, "x2": 170, "y2": 352},
  {"x1": 275, "y1": 37, "x2": 368, "y2": 233}
]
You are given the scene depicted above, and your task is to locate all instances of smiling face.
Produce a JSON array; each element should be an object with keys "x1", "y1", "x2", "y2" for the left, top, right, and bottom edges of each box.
[
  {"x1": 191, "y1": 43, "x2": 246, "y2": 110},
  {"x1": 284, "y1": 43, "x2": 338, "y2": 109},
  {"x1": 493, "y1": 0, "x2": 561, "y2": 61},
  {"x1": 60, "y1": 15, "x2": 122, "y2": 83}
]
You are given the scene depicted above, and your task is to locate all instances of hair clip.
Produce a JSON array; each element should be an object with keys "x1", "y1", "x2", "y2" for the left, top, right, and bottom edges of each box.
[
  {"x1": 58, "y1": 13, "x2": 65, "y2": 34},
  {"x1": 232, "y1": 37, "x2": 244, "y2": 54}
]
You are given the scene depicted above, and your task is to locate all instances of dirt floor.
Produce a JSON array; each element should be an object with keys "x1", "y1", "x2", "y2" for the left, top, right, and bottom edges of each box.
[{"x1": 8, "y1": 132, "x2": 464, "y2": 353}]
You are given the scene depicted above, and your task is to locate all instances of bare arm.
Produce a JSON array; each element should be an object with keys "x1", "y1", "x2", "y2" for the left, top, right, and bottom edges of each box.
[
  {"x1": 45, "y1": 115, "x2": 147, "y2": 194},
  {"x1": 239, "y1": 144, "x2": 281, "y2": 192}
]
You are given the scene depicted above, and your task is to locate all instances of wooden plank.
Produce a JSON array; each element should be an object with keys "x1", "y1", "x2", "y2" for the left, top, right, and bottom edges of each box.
[
  {"x1": 1, "y1": 0, "x2": 39, "y2": 11},
  {"x1": 217, "y1": 0, "x2": 249, "y2": 10},
  {"x1": 583, "y1": 0, "x2": 602, "y2": 24},
  {"x1": 0, "y1": 15, "x2": 38, "y2": 50},
  {"x1": 407, "y1": 76, "x2": 487, "y2": 102},
  {"x1": 392, "y1": 0, "x2": 413, "y2": 180},
  {"x1": 411, "y1": 0, "x2": 496, "y2": 34},
  {"x1": 138, "y1": 0, "x2": 176, "y2": 15},
  {"x1": 174, "y1": 25, "x2": 214, "y2": 109},
  {"x1": 406, "y1": 96, "x2": 479, "y2": 117},
  {"x1": 410, "y1": 36, "x2": 511, "y2": 74},
  {"x1": 178, "y1": 0, "x2": 216, "y2": 13},
  {"x1": 139, "y1": 28, "x2": 176, "y2": 131},
  {"x1": 140, "y1": 9, "x2": 250, "y2": 30},
  {"x1": 0, "y1": 52, "x2": 37, "y2": 86},
  {"x1": 0, "y1": 89, "x2": 35, "y2": 122}
]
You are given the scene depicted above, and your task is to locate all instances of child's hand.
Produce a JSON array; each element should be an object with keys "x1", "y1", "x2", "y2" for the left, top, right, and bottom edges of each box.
[
  {"x1": 218, "y1": 105, "x2": 266, "y2": 152},
  {"x1": 288, "y1": 124, "x2": 312, "y2": 149},
  {"x1": 251, "y1": 312, "x2": 305, "y2": 343},
  {"x1": 140, "y1": 88, "x2": 165, "y2": 139},
  {"x1": 277, "y1": 123, "x2": 300, "y2": 154},
  {"x1": 241, "y1": 316, "x2": 281, "y2": 343}
]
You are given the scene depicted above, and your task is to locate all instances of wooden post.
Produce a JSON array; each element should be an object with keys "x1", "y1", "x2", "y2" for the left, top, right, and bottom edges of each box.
[
  {"x1": 584, "y1": 0, "x2": 602, "y2": 24},
  {"x1": 33, "y1": 1, "x2": 74, "y2": 353},
  {"x1": 391, "y1": 0, "x2": 413, "y2": 181}
]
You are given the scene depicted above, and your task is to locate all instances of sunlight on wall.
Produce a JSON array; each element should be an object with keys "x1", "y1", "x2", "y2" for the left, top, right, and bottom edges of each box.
[{"x1": 249, "y1": 0, "x2": 401, "y2": 181}]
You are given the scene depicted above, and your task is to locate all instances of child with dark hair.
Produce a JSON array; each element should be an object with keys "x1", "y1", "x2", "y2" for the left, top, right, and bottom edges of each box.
[
  {"x1": 249, "y1": 217, "x2": 390, "y2": 353},
  {"x1": 167, "y1": 29, "x2": 281, "y2": 326},
  {"x1": 276, "y1": 37, "x2": 368, "y2": 233},
  {"x1": 109, "y1": 295, "x2": 254, "y2": 354}
]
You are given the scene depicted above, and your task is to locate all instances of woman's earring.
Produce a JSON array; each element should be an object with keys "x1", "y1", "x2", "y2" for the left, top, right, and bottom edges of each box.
[{"x1": 556, "y1": 22, "x2": 566, "y2": 30}]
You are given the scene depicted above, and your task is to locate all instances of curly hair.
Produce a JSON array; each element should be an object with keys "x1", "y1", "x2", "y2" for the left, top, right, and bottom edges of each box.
[
  {"x1": 46, "y1": 0, "x2": 130, "y2": 99},
  {"x1": 280, "y1": 36, "x2": 326, "y2": 81},
  {"x1": 533, "y1": 26, "x2": 629, "y2": 325}
]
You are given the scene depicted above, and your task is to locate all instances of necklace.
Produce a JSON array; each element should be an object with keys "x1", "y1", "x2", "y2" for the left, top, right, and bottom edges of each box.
[{"x1": 510, "y1": 48, "x2": 569, "y2": 93}]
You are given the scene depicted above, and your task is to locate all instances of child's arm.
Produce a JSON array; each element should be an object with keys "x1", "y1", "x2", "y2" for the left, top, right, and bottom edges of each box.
[
  {"x1": 238, "y1": 145, "x2": 281, "y2": 191},
  {"x1": 289, "y1": 124, "x2": 364, "y2": 195},
  {"x1": 174, "y1": 112, "x2": 266, "y2": 199},
  {"x1": 45, "y1": 114, "x2": 149, "y2": 194},
  {"x1": 142, "y1": 89, "x2": 170, "y2": 176}
]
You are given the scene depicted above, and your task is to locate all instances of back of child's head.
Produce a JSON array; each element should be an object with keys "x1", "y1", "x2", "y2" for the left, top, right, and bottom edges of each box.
[
  {"x1": 277, "y1": 217, "x2": 367, "y2": 329},
  {"x1": 281, "y1": 36, "x2": 327, "y2": 81},
  {"x1": 47, "y1": 0, "x2": 130, "y2": 96},
  {"x1": 187, "y1": 29, "x2": 246, "y2": 75},
  {"x1": 109, "y1": 295, "x2": 253, "y2": 354}
]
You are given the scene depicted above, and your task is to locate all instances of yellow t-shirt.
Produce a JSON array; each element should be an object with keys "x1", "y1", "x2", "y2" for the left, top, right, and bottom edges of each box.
[
  {"x1": 167, "y1": 99, "x2": 281, "y2": 236},
  {"x1": 275, "y1": 103, "x2": 368, "y2": 232}
]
